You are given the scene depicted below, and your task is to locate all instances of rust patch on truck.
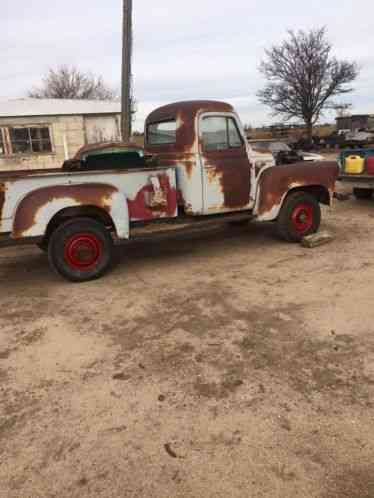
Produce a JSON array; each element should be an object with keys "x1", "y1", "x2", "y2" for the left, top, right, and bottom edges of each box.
[
  {"x1": 257, "y1": 161, "x2": 339, "y2": 217},
  {"x1": 205, "y1": 159, "x2": 251, "y2": 209},
  {"x1": 128, "y1": 173, "x2": 177, "y2": 220},
  {"x1": 220, "y1": 164, "x2": 251, "y2": 208},
  {"x1": 203, "y1": 143, "x2": 252, "y2": 210},
  {"x1": 13, "y1": 184, "x2": 118, "y2": 238}
]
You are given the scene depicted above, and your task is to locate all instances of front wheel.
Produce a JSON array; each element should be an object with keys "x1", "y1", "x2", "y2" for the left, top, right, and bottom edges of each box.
[
  {"x1": 276, "y1": 192, "x2": 321, "y2": 242},
  {"x1": 48, "y1": 218, "x2": 113, "y2": 282}
]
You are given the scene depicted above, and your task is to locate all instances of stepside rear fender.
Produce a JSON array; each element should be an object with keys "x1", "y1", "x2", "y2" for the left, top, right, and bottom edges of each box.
[{"x1": 12, "y1": 183, "x2": 129, "y2": 239}]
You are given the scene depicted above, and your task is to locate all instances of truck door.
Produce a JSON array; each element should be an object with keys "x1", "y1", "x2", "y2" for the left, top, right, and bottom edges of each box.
[{"x1": 200, "y1": 113, "x2": 252, "y2": 214}]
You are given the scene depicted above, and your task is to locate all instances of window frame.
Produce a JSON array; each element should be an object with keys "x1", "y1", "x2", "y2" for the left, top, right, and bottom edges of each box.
[
  {"x1": 147, "y1": 119, "x2": 177, "y2": 146},
  {"x1": 3, "y1": 124, "x2": 54, "y2": 156},
  {"x1": 200, "y1": 113, "x2": 244, "y2": 153}
]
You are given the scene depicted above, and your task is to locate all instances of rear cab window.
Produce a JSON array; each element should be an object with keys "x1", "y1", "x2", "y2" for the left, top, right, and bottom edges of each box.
[{"x1": 147, "y1": 120, "x2": 177, "y2": 145}]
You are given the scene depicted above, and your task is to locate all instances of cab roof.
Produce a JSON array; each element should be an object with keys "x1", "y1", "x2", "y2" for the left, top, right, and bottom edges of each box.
[{"x1": 146, "y1": 100, "x2": 234, "y2": 124}]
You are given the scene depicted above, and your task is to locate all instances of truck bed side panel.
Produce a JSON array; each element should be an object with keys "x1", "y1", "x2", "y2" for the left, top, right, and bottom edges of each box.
[{"x1": 0, "y1": 167, "x2": 177, "y2": 239}]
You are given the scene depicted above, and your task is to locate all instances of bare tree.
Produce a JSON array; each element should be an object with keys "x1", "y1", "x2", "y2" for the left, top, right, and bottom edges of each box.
[
  {"x1": 332, "y1": 103, "x2": 353, "y2": 118},
  {"x1": 258, "y1": 28, "x2": 359, "y2": 143},
  {"x1": 28, "y1": 65, "x2": 117, "y2": 101}
]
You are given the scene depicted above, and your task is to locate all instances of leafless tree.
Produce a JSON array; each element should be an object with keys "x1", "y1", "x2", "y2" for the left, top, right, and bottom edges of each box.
[
  {"x1": 258, "y1": 28, "x2": 359, "y2": 143},
  {"x1": 28, "y1": 65, "x2": 117, "y2": 101},
  {"x1": 332, "y1": 103, "x2": 353, "y2": 118}
]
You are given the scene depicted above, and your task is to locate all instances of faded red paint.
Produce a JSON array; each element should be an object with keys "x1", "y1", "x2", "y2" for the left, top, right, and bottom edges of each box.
[
  {"x1": 257, "y1": 161, "x2": 339, "y2": 216},
  {"x1": 128, "y1": 174, "x2": 177, "y2": 221},
  {"x1": 13, "y1": 183, "x2": 118, "y2": 238}
]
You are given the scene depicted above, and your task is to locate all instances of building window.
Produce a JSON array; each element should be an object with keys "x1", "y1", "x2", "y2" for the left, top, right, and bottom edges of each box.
[
  {"x1": 9, "y1": 126, "x2": 52, "y2": 154},
  {"x1": 147, "y1": 121, "x2": 177, "y2": 145}
]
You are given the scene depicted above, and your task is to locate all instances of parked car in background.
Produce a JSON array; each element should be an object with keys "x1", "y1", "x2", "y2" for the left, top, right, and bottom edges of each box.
[{"x1": 322, "y1": 130, "x2": 374, "y2": 149}]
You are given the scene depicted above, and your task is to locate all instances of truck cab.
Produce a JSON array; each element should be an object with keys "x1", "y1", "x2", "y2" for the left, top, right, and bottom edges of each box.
[{"x1": 145, "y1": 100, "x2": 273, "y2": 216}]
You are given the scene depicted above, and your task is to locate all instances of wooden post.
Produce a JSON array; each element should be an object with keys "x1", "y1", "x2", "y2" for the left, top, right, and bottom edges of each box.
[{"x1": 121, "y1": 0, "x2": 133, "y2": 142}]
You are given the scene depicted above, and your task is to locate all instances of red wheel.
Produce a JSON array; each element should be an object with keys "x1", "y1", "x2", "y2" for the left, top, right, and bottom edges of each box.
[
  {"x1": 291, "y1": 204, "x2": 314, "y2": 234},
  {"x1": 64, "y1": 233, "x2": 103, "y2": 271},
  {"x1": 276, "y1": 192, "x2": 321, "y2": 242},
  {"x1": 48, "y1": 218, "x2": 113, "y2": 282}
]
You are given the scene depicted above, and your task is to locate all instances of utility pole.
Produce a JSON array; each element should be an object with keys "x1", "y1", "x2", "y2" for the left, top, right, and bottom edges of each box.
[{"x1": 121, "y1": 0, "x2": 133, "y2": 142}]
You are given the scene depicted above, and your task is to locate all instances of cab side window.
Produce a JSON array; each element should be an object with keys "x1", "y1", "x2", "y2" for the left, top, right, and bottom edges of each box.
[
  {"x1": 228, "y1": 118, "x2": 243, "y2": 148},
  {"x1": 201, "y1": 117, "x2": 227, "y2": 152},
  {"x1": 201, "y1": 116, "x2": 243, "y2": 152}
]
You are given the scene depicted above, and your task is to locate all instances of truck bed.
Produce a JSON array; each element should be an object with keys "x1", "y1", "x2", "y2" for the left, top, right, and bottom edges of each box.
[{"x1": 0, "y1": 164, "x2": 178, "y2": 238}]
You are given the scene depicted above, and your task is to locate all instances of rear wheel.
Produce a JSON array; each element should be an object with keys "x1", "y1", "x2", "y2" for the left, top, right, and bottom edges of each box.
[
  {"x1": 276, "y1": 192, "x2": 321, "y2": 242},
  {"x1": 48, "y1": 218, "x2": 113, "y2": 282},
  {"x1": 353, "y1": 188, "x2": 373, "y2": 200}
]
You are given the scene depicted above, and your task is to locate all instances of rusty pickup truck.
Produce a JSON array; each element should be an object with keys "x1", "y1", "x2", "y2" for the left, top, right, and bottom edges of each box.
[{"x1": 0, "y1": 100, "x2": 338, "y2": 282}]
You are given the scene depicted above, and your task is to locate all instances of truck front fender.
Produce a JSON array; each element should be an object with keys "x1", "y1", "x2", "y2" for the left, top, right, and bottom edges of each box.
[
  {"x1": 12, "y1": 183, "x2": 129, "y2": 240},
  {"x1": 254, "y1": 162, "x2": 338, "y2": 221}
]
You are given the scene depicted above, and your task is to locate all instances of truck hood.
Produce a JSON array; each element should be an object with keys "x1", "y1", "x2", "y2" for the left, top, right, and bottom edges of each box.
[{"x1": 249, "y1": 149, "x2": 275, "y2": 170}]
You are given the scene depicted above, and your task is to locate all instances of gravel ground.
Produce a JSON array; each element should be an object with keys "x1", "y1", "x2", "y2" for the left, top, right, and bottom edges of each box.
[{"x1": 1, "y1": 182, "x2": 374, "y2": 498}]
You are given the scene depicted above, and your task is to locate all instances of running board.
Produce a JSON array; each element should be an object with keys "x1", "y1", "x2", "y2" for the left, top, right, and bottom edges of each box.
[{"x1": 128, "y1": 211, "x2": 254, "y2": 240}]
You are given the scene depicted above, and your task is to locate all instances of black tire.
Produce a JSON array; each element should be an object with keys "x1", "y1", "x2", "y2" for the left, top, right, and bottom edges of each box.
[
  {"x1": 353, "y1": 188, "x2": 373, "y2": 200},
  {"x1": 276, "y1": 192, "x2": 321, "y2": 242},
  {"x1": 228, "y1": 219, "x2": 250, "y2": 227},
  {"x1": 36, "y1": 240, "x2": 48, "y2": 252},
  {"x1": 48, "y1": 217, "x2": 113, "y2": 282}
]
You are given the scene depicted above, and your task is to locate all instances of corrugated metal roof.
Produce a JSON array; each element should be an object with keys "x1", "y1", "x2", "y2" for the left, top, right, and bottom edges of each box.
[{"x1": 0, "y1": 97, "x2": 121, "y2": 118}]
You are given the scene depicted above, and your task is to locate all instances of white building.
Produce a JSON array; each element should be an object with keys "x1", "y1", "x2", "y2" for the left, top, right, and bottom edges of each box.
[{"x1": 0, "y1": 98, "x2": 122, "y2": 171}]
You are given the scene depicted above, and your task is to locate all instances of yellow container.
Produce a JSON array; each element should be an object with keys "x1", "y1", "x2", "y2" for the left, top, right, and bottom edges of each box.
[{"x1": 345, "y1": 155, "x2": 365, "y2": 174}]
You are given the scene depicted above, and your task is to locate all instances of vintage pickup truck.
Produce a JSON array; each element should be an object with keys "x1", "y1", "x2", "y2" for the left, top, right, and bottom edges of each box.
[{"x1": 0, "y1": 100, "x2": 338, "y2": 282}]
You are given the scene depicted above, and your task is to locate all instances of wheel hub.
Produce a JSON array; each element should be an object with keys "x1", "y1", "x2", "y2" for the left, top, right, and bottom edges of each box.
[
  {"x1": 64, "y1": 233, "x2": 102, "y2": 271},
  {"x1": 291, "y1": 204, "x2": 314, "y2": 234}
]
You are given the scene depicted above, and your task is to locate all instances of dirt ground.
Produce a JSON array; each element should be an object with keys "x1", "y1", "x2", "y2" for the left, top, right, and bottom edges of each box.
[{"x1": 1, "y1": 182, "x2": 374, "y2": 498}]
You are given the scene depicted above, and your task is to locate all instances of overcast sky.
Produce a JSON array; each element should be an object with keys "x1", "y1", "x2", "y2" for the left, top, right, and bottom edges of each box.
[{"x1": 2, "y1": 0, "x2": 373, "y2": 130}]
